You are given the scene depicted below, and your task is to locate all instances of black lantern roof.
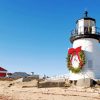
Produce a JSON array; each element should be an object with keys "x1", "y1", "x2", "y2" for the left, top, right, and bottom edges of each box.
[{"x1": 76, "y1": 11, "x2": 96, "y2": 23}]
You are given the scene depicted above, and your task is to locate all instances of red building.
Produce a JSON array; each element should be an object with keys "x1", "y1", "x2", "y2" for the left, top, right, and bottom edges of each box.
[{"x1": 0, "y1": 67, "x2": 7, "y2": 77}]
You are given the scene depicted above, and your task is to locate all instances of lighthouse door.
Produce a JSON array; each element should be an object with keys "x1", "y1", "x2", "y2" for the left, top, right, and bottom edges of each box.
[{"x1": 88, "y1": 60, "x2": 93, "y2": 69}]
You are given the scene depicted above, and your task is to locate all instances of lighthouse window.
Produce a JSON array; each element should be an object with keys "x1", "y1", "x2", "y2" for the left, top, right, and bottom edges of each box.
[
  {"x1": 84, "y1": 27, "x2": 88, "y2": 34},
  {"x1": 88, "y1": 60, "x2": 93, "y2": 69},
  {"x1": 84, "y1": 26, "x2": 92, "y2": 34}
]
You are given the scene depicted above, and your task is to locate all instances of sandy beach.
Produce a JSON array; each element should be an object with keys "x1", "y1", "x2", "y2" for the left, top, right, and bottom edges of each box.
[{"x1": 0, "y1": 79, "x2": 99, "y2": 100}]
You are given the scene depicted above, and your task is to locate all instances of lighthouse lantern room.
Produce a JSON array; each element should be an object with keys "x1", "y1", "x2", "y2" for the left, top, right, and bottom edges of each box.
[{"x1": 67, "y1": 11, "x2": 100, "y2": 80}]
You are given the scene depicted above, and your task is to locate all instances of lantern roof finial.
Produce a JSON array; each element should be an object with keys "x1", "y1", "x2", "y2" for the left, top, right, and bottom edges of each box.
[{"x1": 84, "y1": 11, "x2": 88, "y2": 17}]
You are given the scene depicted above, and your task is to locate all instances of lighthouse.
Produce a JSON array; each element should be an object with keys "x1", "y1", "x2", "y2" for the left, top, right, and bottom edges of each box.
[{"x1": 67, "y1": 11, "x2": 100, "y2": 81}]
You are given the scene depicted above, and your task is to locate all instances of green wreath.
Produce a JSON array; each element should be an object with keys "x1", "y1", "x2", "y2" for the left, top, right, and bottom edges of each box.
[{"x1": 67, "y1": 50, "x2": 86, "y2": 73}]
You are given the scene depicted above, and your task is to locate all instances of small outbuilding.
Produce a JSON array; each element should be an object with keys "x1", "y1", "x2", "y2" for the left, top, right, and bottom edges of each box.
[{"x1": 0, "y1": 67, "x2": 7, "y2": 77}]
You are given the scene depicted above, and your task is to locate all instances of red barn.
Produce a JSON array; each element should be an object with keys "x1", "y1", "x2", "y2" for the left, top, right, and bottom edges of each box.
[{"x1": 0, "y1": 67, "x2": 7, "y2": 77}]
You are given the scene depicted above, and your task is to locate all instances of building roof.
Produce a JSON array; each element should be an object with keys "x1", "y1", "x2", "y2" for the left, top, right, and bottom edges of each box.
[
  {"x1": 10, "y1": 72, "x2": 30, "y2": 78},
  {"x1": 0, "y1": 67, "x2": 7, "y2": 71}
]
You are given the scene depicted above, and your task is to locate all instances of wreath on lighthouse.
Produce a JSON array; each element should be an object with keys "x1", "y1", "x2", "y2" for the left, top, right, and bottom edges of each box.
[{"x1": 67, "y1": 46, "x2": 86, "y2": 73}]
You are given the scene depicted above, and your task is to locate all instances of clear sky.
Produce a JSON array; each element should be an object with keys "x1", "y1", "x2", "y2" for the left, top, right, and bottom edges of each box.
[{"x1": 0, "y1": 0, "x2": 100, "y2": 76}]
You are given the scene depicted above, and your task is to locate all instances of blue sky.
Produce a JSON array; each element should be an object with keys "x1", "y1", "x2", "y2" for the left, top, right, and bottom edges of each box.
[{"x1": 0, "y1": 0, "x2": 100, "y2": 76}]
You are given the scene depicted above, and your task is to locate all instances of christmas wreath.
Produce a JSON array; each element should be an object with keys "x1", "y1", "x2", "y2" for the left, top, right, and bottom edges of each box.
[{"x1": 67, "y1": 46, "x2": 86, "y2": 73}]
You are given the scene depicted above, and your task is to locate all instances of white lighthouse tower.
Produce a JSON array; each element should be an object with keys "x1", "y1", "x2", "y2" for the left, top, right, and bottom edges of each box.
[{"x1": 68, "y1": 11, "x2": 100, "y2": 80}]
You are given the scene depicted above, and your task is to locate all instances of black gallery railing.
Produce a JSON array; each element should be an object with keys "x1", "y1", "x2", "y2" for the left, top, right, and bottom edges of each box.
[{"x1": 71, "y1": 27, "x2": 100, "y2": 36}]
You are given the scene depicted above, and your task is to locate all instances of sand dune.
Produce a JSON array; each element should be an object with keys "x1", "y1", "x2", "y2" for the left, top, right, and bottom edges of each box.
[{"x1": 0, "y1": 80, "x2": 100, "y2": 100}]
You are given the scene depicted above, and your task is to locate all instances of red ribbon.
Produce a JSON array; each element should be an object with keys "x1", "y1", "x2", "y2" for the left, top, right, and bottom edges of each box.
[{"x1": 68, "y1": 46, "x2": 83, "y2": 67}]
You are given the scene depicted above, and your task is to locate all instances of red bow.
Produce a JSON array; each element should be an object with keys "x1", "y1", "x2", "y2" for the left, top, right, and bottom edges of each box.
[{"x1": 68, "y1": 46, "x2": 83, "y2": 66}]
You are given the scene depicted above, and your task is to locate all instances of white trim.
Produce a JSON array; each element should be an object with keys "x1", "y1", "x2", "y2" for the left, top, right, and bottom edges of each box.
[{"x1": 0, "y1": 71, "x2": 7, "y2": 73}]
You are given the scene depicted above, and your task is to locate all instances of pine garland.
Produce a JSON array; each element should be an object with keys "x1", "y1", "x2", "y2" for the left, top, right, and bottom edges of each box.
[{"x1": 67, "y1": 50, "x2": 86, "y2": 73}]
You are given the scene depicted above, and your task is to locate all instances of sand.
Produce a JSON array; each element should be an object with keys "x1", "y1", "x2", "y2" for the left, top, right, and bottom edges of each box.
[{"x1": 0, "y1": 79, "x2": 100, "y2": 100}]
